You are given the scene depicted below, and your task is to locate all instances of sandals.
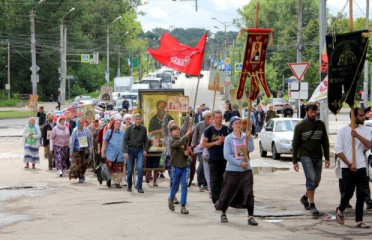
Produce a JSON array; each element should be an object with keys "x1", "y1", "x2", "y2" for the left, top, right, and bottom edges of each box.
[
  {"x1": 248, "y1": 217, "x2": 258, "y2": 226},
  {"x1": 356, "y1": 222, "x2": 370, "y2": 228},
  {"x1": 336, "y1": 207, "x2": 344, "y2": 225},
  {"x1": 220, "y1": 214, "x2": 228, "y2": 223}
]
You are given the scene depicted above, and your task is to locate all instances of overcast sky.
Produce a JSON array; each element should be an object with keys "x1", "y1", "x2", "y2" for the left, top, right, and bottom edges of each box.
[{"x1": 137, "y1": 0, "x2": 369, "y2": 33}]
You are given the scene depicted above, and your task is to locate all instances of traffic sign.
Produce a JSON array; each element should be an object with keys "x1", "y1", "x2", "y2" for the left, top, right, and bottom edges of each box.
[
  {"x1": 224, "y1": 57, "x2": 231, "y2": 65},
  {"x1": 235, "y1": 63, "x2": 243, "y2": 72},
  {"x1": 290, "y1": 82, "x2": 308, "y2": 99},
  {"x1": 81, "y1": 54, "x2": 90, "y2": 63},
  {"x1": 288, "y1": 62, "x2": 310, "y2": 82},
  {"x1": 225, "y1": 76, "x2": 230, "y2": 85},
  {"x1": 225, "y1": 64, "x2": 231, "y2": 72},
  {"x1": 30, "y1": 65, "x2": 40, "y2": 72}
]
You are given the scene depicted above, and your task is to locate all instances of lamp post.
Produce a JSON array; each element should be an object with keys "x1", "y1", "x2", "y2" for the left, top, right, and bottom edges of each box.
[
  {"x1": 107, "y1": 16, "x2": 122, "y2": 85},
  {"x1": 211, "y1": 17, "x2": 230, "y2": 59},
  {"x1": 29, "y1": 0, "x2": 46, "y2": 96},
  {"x1": 60, "y1": 7, "x2": 75, "y2": 104}
]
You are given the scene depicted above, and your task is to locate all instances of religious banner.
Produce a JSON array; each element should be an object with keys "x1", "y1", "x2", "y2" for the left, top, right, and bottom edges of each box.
[
  {"x1": 237, "y1": 28, "x2": 272, "y2": 101},
  {"x1": 229, "y1": 88, "x2": 249, "y2": 109},
  {"x1": 309, "y1": 76, "x2": 328, "y2": 102},
  {"x1": 148, "y1": 33, "x2": 207, "y2": 75},
  {"x1": 208, "y1": 70, "x2": 226, "y2": 92},
  {"x1": 326, "y1": 30, "x2": 369, "y2": 114},
  {"x1": 167, "y1": 96, "x2": 189, "y2": 112},
  {"x1": 100, "y1": 85, "x2": 113, "y2": 103},
  {"x1": 83, "y1": 104, "x2": 95, "y2": 121},
  {"x1": 28, "y1": 94, "x2": 39, "y2": 109}
]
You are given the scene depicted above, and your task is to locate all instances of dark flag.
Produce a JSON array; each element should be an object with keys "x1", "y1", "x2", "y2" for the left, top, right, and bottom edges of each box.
[
  {"x1": 237, "y1": 28, "x2": 272, "y2": 101},
  {"x1": 326, "y1": 30, "x2": 369, "y2": 114}
]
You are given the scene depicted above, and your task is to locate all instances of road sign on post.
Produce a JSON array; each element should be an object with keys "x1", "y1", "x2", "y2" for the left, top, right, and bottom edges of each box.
[
  {"x1": 288, "y1": 62, "x2": 310, "y2": 82},
  {"x1": 225, "y1": 64, "x2": 231, "y2": 73},
  {"x1": 81, "y1": 54, "x2": 90, "y2": 63},
  {"x1": 290, "y1": 82, "x2": 308, "y2": 99},
  {"x1": 235, "y1": 62, "x2": 243, "y2": 72}
]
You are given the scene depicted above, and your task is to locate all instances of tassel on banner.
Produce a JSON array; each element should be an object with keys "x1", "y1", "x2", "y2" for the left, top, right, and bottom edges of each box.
[{"x1": 269, "y1": 33, "x2": 274, "y2": 46}]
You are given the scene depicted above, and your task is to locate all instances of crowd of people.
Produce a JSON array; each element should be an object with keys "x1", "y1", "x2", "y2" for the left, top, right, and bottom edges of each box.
[{"x1": 21, "y1": 100, "x2": 372, "y2": 228}]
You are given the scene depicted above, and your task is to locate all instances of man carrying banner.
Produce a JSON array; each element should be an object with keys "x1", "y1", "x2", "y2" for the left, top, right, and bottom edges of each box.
[
  {"x1": 335, "y1": 108, "x2": 370, "y2": 228},
  {"x1": 292, "y1": 102, "x2": 330, "y2": 215}
]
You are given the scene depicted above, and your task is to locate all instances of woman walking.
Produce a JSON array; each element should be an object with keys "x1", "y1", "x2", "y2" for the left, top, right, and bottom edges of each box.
[
  {"x1": 22, "y1": 117, "x2": 41, "y2": 169},
  {"x1": 215, "y1": 116, "x2": 257, "y2": 225},
  {"x1": 89, "y1": 116, "x2": 102, "y2": 168},
  {"x1": 101, "y1": 118, "x2": 125, "y2": 188},
  {"x1": 69, "y1": 118, "x2": 91, "y2": 183},
  {"x1": 50, "y1": 115, "x2": 70, "y2": 177}
]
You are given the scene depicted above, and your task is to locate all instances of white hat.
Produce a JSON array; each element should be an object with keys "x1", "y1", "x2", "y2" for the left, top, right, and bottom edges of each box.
[
  {"x1": 114, "y1": 114, "x2": 123, "y2": 121},
  {"x1": 123, "y1": 114, "x2": 132, "y2": 120},
  {"x1": 95, "y1": 114, "x2": 100, "y2": 121}
]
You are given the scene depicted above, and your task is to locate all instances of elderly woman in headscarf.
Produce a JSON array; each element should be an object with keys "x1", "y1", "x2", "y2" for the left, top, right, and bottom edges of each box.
[
  {"x1": 23, "y1": 117, "x2": 41, "y2": 169},
  {"x1": 101, "y1": 115, "x2": 125, "y2": 188},
  {"x1": 69, "y1": 118, "x2": 91, "y2": 183},
  {"x1": 50, "y1": 115, "x2": 70, "y2": 177},
  {"x1": 123, "y1": 114, "x2": 132, "y2": 131},
  {"x1": 214, "y1": 116, "x2": 257, "y2": 226},
  {"x1": 88, "y1": 114, "x2": 102, "y2": 168}
]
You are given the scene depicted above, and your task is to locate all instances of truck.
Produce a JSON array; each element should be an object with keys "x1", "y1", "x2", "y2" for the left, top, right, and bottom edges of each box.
[{"x1": 113, "y1": 76, "x2": 134, "y2": 93}]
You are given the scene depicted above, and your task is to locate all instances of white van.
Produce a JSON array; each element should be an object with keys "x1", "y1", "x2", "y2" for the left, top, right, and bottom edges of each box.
[{"x1": 131, "y1": 83, "x2": 150, "y2": 93}]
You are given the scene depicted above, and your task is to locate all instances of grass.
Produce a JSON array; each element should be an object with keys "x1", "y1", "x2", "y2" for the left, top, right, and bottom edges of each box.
[
  {"x1": 0, "y1": 110, "x2": 37, "y2": 119},
  {"x1": 0, "y1": 99, "x2": 19, "y2": 107}
]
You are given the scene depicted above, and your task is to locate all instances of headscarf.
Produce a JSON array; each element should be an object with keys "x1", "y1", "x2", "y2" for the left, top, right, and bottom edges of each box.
[
  {"x1": 57, "y1": 115, "x2": 66, "y2": 130},
  {"x1": 77, "y1": 118, "x2": 84, "y2": 130},
  {"x1": 228, "y1": 116, "x2": 241, "y2": 134},
  {"x1": 27, "y1": 117, "x2": 36, "y2": 129}
]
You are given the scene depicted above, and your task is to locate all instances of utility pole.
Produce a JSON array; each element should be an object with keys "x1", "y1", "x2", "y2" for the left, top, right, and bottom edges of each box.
[
  {"x1": 7, "y1": 40, "x2": 10, "y2": 100},
  {"x1": 63, "y1": 26, "x2": 67, "y2": 103},
  {"x1": 365, "y1": 0, "x2": 370, "y2": 102},
  {"x1": 138, "y1": 48, "x2": 142, "y2": 80},
  {"x1": 296, "y1": 0, "x2": 303, "y2": 118},
  {"x1": 296, "y1": 0, "x2": 302, "y2": 63},
  {"x1": 59, "y1": 23, "x2": 64, "y2": 101},
  {"x1": 30, "y1": 10, "x2": 37, "y2": 95},
  {"x1": 117, "y1": 45, "x2": 120, "y2": 77},
  {"x1": 319, "y1": 0, "x2": 328, "y2": 131},
  {"x1": 106, "y1": 24, "x2": 110, "y2": 85}
]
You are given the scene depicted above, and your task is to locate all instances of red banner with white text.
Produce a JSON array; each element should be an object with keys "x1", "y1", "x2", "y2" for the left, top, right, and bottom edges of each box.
[{"x1": 147, "y1": 33, "x2": 207, "y2": 75}]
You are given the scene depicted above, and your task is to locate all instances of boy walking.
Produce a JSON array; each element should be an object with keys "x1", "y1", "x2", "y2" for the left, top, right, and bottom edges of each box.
[{"x1": 168, "y1": 125, "x2": 192, "y2": 214}]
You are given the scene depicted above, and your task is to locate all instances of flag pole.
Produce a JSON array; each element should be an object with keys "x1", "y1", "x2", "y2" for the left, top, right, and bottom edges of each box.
[
  {"x1": 349, "y1": 0, "x2": 356, "y2": 166},
  {"x1": 243, "y1": 2, "x2": 260, "y2": 162},
  {"x1": 193, "y1": 75, "x2": 201, "y2": 114}
]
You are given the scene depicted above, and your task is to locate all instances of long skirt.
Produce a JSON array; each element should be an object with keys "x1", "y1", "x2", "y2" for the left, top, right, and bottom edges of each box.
[
  {"x1": 24, "y1": 143, "x2": 40, "y2": 164},
  {"x1": 215, "y1": 170, "x2": 254, "y2": 211},
  {"x1": 69, "y1": 149, "x2": 89, "y2": 180},
  {"x1": 54, "y1": 145, "x2": 68, "y2": 171},
  {"x1": 105, "y1": 158, "x2": 124, "y2": 174}
]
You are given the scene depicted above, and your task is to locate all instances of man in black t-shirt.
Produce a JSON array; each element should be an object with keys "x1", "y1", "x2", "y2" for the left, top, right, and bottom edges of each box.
[{"x1": 203, "y1": 110, "x2": 228, "y2": 203}]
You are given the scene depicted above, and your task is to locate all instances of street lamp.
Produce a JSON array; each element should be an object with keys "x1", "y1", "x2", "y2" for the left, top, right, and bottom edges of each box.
[
  {"x1": 211, "y1": 17, "x2": 230, "y2": 59},
  {"x1": 29, "y1": 0, "x2": 46, "y2": 96},
  {"x1": 107, "y1": 16, "x2": 122, "y2": 85},
  {"x1": 60, "y1": 7, "x2": 75, "y2": 104}
]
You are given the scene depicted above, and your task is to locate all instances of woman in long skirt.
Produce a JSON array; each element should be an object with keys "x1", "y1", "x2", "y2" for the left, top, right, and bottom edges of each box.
[
  {"x1": 50, "y1": 115, "x2": 70, "y2": 177},
  {"x1": 22, "y1": 117, "x2": 41, "y2": 169},
  {"x1": 69, "y1": 118, "x2": 91, "y2": 183},
  {"x1": 214, "y1": 116, "x2": 257, "y2": 225}
]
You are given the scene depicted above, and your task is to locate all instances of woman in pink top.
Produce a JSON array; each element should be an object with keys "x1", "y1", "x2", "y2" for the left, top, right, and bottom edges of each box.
[{"x1": 50, "y1": 116, "x2": 70, "y2": 177}]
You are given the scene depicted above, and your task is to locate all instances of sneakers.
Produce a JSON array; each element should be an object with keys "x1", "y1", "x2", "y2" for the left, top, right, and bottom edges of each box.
[
  {"x1": 122, "y1": 180, "x2": 127, "y2": 187},
  {"x1": 248, "y1": 217, "x2": 258, "y2": 226},
  {"x1": 366, "y1": 202, "x2": 372, "y2": 210},
  {"x1": 127, "y1": 187, "x2": 132, "y2": 192},
  {"x1": 310, "y1": 206, "x2": 320, "y2": 215},
  {"x1": 137, "y1": 189, "x2": 144, "y2": 193},
  {"x1": 168, "y1": 199, "x2": 175, "y2": 211},
  {"x1": 300, "y1": 196, "x2": 310, "y2": 210},
  {"x1": 199, "y1": 185, "x2": 205, "y2": 192},
  {"x1": 180, "y1": 206, "x2": 189, "y2": 214},
  {"x1": 59, "y1": 170, "x2": 63, "y2": 177}
]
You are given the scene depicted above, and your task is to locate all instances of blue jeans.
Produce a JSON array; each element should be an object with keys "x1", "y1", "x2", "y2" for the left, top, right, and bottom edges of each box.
[
  {"x1": 127, "y1": 148, "x2": 144, "y2": 190},
  {"x1": 169, "y1": 166, "x2": 190, "y2": 206},
  {"x1": 300, "y1": 156, "x2": 322, "y2": 190}
]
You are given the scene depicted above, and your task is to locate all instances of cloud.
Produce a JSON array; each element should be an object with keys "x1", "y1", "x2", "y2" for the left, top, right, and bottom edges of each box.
[{"x1": 147, "y1": 6, "x2": 171, "y2": 21}]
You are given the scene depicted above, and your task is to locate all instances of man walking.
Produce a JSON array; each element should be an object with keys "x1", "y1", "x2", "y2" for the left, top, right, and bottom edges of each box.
[
  {"x1": 292, "y1": 102, "x2": 330, "y2": 215},
  {"x1": 192, "y1": 110, "x2": 212, "y2": 191},
  {"x1": 203, "y1": 110, "x2": 228, "y2": 203},
  {"x1": 335, "y1": 108, "x2": 371, "y2": 228},
  {"x1": 124, "y1": 113, "x2": 148, "y2": 193},
  {"x1": 122, "y1": 96, "x2": 130, "y2": 112}
]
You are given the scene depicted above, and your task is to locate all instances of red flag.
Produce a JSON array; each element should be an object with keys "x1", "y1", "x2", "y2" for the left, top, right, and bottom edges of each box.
[
  {"x1": 237, "y1": 28, "x2": 272, "y2": 101},
  {"x1": 147, "y1": 33, "x2": 207, "y2": 75}
]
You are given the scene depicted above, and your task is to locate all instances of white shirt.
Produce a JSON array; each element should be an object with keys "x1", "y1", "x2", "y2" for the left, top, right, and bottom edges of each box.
[{"x1": 335, "y1": 125, "x2": 371, "y2": 169}]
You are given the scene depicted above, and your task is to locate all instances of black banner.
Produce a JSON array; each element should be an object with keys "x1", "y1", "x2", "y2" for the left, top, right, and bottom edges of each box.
[{"x1": 326, "y1": 30, "x2": 369, "y2": 114}]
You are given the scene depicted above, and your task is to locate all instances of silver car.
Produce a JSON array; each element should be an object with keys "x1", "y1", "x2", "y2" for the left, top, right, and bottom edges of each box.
[{"x1": 259, "y1": 118, "x2": 302, "y2": 159}]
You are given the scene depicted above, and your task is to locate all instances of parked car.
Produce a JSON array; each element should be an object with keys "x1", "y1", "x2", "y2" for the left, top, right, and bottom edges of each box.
[
  {"x1": 121, "y1": 92, "x2": 138, "y2": 106},
  {"x1": 259, "y1": 118, "x2": 302, "y2": 159},
  {"x1": 186, "y1": 73, "x2": 204, "y2": 78},
  {"x1": 140, "y1": 77, "x2": 161, "y2": 89},
  {"x1": 267, "y1": 98, "x2": 285, "y2": 113},
  {"x1": 113, "y1": 99, "x2": 133, "y2": 112},
  {"x1": 97, "y1": 100, "x2": 114, "y2": 110},
  {"x1": 131, "y1": 83, "x2": 150, "y2": 93},
  {"x1": 72, "y1": 96, "x2": 96, "y2": 106}
]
